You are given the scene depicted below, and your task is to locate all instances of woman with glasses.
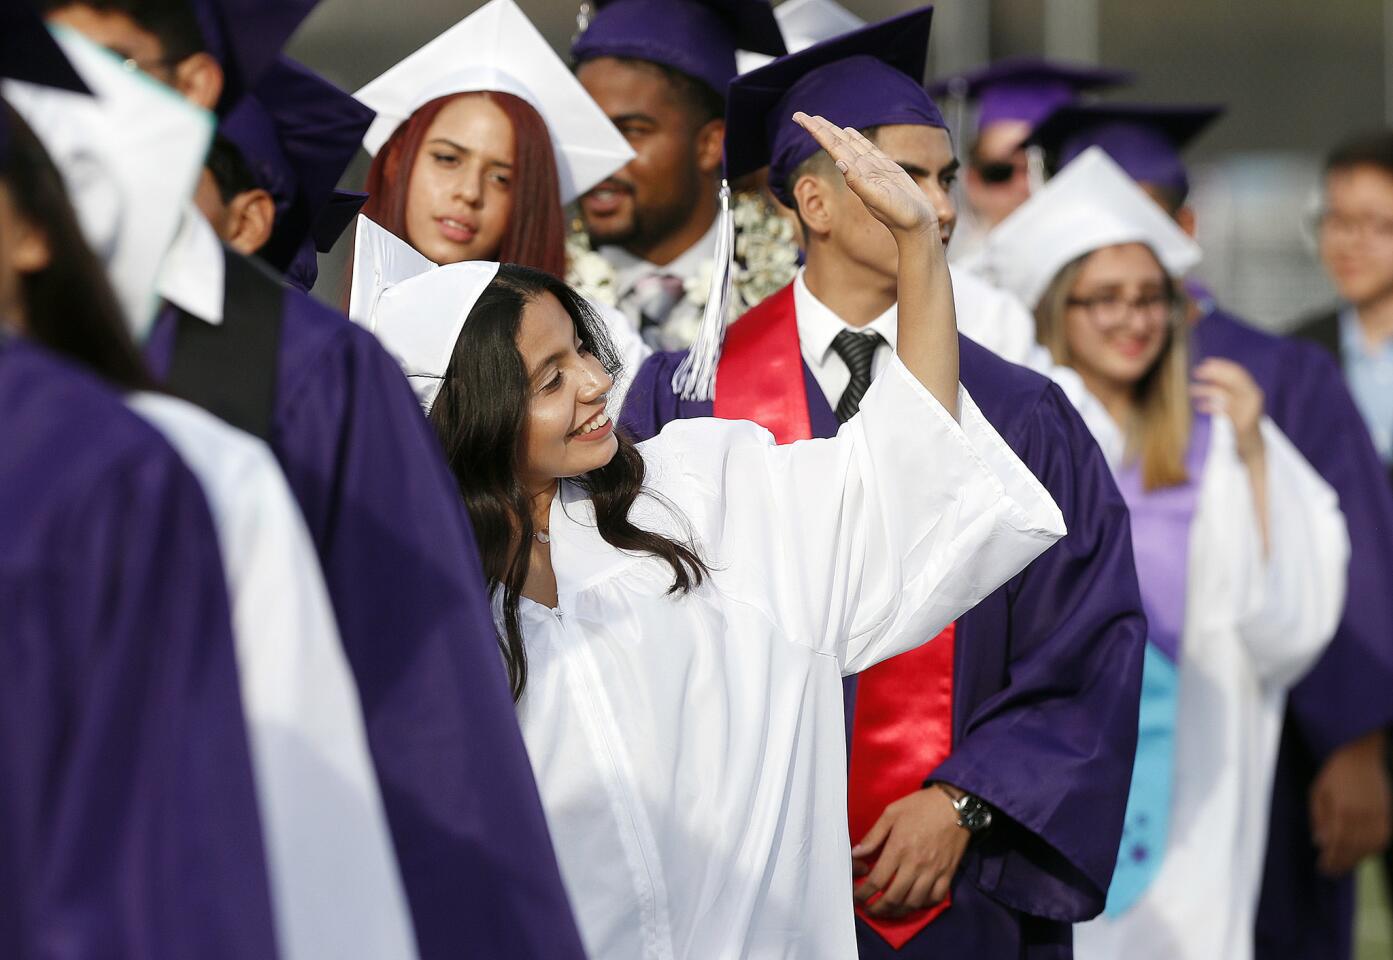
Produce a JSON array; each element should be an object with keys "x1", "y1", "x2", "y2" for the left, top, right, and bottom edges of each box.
[{"x1": 982, "y1": 148, "x2": 1350, "y2": 960}]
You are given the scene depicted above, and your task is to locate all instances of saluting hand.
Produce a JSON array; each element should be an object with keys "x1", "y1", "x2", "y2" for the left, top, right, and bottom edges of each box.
[{"x1": 793, "y1": 112, "x2": 940, "y2": 242}]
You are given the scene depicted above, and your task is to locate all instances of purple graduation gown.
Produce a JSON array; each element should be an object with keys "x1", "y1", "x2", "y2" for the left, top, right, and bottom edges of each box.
[
  {"x1": 0, "y1": 338, "x2": 279, "y2": 960},
  {"x1": 622, "y1": 333, "x2": 1147, "y2": 959},
  {"x1": 145, "y1": 285, "x2": 586, "y2": 960},
  {"x1": 1191, "y1": 307, "x2": 1393, "y2": 960}
]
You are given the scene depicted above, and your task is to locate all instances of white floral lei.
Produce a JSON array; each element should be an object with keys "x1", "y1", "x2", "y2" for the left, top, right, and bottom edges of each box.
[{"x1": 566, "y1": 191, "x2": 801, "y2": 349}]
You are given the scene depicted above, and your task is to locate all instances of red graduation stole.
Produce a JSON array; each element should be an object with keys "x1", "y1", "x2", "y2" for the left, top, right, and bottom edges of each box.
[{"x1": 714, "y1": 284, "x2": 956, "y2": 948}]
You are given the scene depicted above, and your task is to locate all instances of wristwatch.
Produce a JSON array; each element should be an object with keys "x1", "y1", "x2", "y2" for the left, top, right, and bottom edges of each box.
[{"x1": 938, "y1": 786, "x2": 993, "y2": 835}]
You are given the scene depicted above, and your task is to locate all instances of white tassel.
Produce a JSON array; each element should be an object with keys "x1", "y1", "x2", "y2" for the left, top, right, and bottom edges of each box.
[{"x1": 672, "y1": 179, "x2": 735, "y2": 401}]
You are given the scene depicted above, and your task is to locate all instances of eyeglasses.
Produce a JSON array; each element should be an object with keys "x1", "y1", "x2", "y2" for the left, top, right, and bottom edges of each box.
[
  {"x1": 1065, "y1": 291, "x2": 1176, "y2": 330},
  {"x1": 972, "y1": 158, "x2": 1025, "y2": 185},
  {"x1": 1313, "y1": 209, "x2": 1393, "y2": 242}
]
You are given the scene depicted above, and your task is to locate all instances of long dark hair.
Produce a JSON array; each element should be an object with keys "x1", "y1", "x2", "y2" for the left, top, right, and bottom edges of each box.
[
  {"x1": 1, "y1": 101, "x2": 153, "y2": 391},
  {"x1": 430, "y1": 265, "x2": 707, "y2": 699},
  {"x1": 362, "y1": 92, "x2": 567, "y2": 276}
]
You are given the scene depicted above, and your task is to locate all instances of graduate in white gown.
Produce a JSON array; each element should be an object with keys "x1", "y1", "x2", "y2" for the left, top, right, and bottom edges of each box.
[
  {"x1": 349, "y1": 115, "x2": 1066, "y2": 959},
  {"x1": 979, "y1": 147, "x2": 1351, "y2": 960},
  {"x1": 2, "y1": 31, "x2": 418, "y2": 960}
]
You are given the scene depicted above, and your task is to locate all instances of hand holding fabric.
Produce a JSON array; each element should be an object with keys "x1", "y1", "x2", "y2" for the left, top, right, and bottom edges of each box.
[{"x1": 851, "y1": 786, "x2": 970, "y2": 918}]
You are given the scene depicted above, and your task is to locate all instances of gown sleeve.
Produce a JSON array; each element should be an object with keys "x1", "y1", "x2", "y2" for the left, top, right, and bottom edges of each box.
[
  {"x1": 928, "y1": 384, "x2": 1148, "y2": 922},
  {"x1": 0, "y1": 447, "x2": 280, "y2": 960},
  {"x1": 1200, "y1": 415, "x2": 1350, "y2": 689},
  {"x1": 642, "y1": 354, "x2": 1066, "y2": 674},
  {"x1": 128, "y1": 393, "x2": 418, "y2": 960},
  {"x1": 272, "y1": 323, "x2": 588, "y2": 960}
]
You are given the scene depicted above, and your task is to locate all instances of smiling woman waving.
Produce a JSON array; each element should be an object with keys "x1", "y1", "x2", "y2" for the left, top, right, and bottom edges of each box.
[{"x1": 349, "y1": 110, "x2": 1064, "y2": 960}]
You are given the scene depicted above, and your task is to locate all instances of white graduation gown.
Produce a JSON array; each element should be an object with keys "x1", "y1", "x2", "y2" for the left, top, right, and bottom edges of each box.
[
  {"x1": 1068, "y1": 409, "x2": 1349, "y2": 960},
  {"x1": 513, "y1": 356, "x2": 1066, "y2": 960},
  {"x1": 127, "y1": 394, "x2": 419, "y2": 960}
]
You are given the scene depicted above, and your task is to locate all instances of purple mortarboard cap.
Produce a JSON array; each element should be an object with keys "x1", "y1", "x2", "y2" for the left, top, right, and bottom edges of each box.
[
  {"x1": 572, "y1": 0, "x2": 786, "y2": 97},
  {"x1": 314, "y1": 190, "x2": 369, "y2": 253},
  {"x1": 929, "y1": 57, "x2": 1132, "y2": 130},
  {"x1": 188, "y1": 0, "x2": 319, "y2": 113},
  {"x1": 0, "y1": 2, "x2": 91, "y2": 159},
  {"x1": 284, "y1": 190, "x2": 369, "y2": 294},
  {"x1": 1, "y1": 2, "x2": 89, "y2": 95},
  {"x1": 220, "y1": 57, "x2": 375, "y2": 272},
  {"x1": 1027, "y1": 102, "x2": 1225, "y2": 196},
  {"x1": 727, "y1": 6, "x2": 941, "y2": 207}
]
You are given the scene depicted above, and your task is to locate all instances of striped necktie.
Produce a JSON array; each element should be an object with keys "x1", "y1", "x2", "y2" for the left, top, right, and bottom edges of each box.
[{"x1": 831, "y1": 328, "x2": 885, "y2": 422}]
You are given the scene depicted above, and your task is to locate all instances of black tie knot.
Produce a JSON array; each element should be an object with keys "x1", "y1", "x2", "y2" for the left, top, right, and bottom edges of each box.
[{"x1": 830, "y1": 329, "x2": 884, "y2": 422}]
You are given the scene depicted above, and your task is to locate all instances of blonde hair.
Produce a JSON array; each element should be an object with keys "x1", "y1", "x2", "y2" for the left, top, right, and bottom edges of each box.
[{"x1": 1035, "y1": 250, "x2": 1192, "y2": 491}]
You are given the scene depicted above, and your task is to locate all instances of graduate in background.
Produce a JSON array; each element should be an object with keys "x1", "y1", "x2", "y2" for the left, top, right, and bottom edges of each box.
[
  {"x1": 352, "y1": 0, "x2": 647, "y2": 399},
  {"x1": 622, "y1": 12, "x2": 1147, "y2": 957},
  {"x1": 0, "y1": 20, "x2": 277, "y2": 957},
  {"x1": 41, "y1": 2, "x2": 588, "y2": 957},
  {"x1": 571, "y1": 0, "x2": 786, "y2": 347},
  {"x1": 928, "y1": 59, "x2": 1131, "y2": 266},
  {"x1": 981, "y1": 147, "x2": 1349, "y2": 960},
  {"x1": 355, "y1": 0, "x2": 630, "y2": 277},
  {"x1": 1029, "y1": 105, "x2": 1393, "y2": 960},
  {"x1": 347, "y1": 104, "x2": 1065, "y2": 957},
  {"x1": 5, "y1": 25, "x2": 419, "y2": 958}
]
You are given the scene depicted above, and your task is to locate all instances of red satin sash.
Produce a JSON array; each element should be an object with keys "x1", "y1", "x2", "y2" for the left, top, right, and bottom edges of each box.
[
  {"x1": 714, "y1": 285, "x2": 812, "y2": 443},
  {"x1": 714, "y1": 284, "x2": 956, "y2": 949}
]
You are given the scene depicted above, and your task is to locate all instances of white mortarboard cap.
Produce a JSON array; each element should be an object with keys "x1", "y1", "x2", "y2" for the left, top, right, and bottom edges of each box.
[
  {"x1": 2, "y1": 28, "x2": 212, "y2": 340},
  {"x1": 354, "y1": 0, "x2": 633, "y2": 204},
  {"x1": 979, "y1": 146, "x2": 1202, "y2": 310},
  {"x1": 737, "y1": 0, "x2": 865, "y2": 74},
  {"x1": 347, "y1": 215, "x2": 499, "y2": 412}
]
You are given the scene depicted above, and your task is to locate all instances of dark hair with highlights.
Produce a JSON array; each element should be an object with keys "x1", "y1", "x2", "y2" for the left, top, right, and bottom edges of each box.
[
  {"x1": 429, "y1": 264, "x2": 708, "y2": 699},
  {"x1": 0, "y1": 101, "x2": 153, "y2": 391}
]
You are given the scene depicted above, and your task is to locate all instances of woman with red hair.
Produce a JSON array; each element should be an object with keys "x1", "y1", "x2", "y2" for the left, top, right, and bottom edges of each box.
[{"x1": 354, "y1": 0, "x2": 634, "y2": 276}]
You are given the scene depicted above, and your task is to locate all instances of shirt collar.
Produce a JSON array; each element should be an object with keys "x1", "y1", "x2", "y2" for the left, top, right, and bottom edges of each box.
[
  {"x1": 793, "y1": 268, "x2": 899, "y2": 365},
  {"x1": 602, "y1": 217, "x2": 722, "y2": 297},
  {"x1": 1338, "y1": 304, "x2": 1393, "y2": 359}
]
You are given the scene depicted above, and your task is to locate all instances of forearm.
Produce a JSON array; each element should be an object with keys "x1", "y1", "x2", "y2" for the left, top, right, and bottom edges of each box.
[{"x1": 894, "y1": 228, "x2": 959, "y2": 419}]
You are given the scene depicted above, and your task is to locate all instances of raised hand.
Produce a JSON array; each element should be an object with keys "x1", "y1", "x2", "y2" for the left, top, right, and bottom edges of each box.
[{"x1": 793, "y1": 112, "x2": 940, "y2": 241}]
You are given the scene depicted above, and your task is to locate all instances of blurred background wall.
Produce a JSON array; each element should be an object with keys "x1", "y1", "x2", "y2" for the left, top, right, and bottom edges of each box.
[{"x1": 288, "y1": 0, "x2": 1392, "y2": 329}]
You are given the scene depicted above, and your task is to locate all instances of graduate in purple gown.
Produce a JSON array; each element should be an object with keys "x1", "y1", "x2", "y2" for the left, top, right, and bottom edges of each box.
[
  {"x1": 42, "y1": 2, "x2": 587, "y2": 956},
  {"x1": 0, "y1": 335, "x2": 281, "y2": 960},
  {"x1": 1029, "y1": 102, "x2": 1393, "y2": 960},
  {"x1": 0, "y1": 18, "x2": 276, "y2": 956},
  {"x1": 622, "y1": 11, "x2": 1147, "y2": 956}
]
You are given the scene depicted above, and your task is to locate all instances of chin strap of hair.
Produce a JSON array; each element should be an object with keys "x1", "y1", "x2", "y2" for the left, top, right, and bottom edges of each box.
[{"x1": 671, "y1": 179, "x2": 734, "y2": 402}]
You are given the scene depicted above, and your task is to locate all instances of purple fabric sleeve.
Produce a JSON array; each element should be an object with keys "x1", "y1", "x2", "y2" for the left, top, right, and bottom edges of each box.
[
  {"x1": 0, "y1": 342, "x2": 279, "y2": 959},
  {"x1": 927, "y1": 380, "x2": 1145, "y2": 923}
]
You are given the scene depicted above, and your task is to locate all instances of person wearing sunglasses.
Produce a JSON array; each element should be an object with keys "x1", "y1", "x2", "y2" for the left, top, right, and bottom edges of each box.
[{"x1": 927, "y1": 58, "x2": 1130, "y2": 264}]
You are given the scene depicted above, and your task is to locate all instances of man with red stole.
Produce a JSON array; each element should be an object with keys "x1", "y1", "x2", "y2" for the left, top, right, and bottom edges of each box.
[{"x1": 619, "y1": 10, "x2": 1147, "y2": 957}]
